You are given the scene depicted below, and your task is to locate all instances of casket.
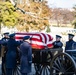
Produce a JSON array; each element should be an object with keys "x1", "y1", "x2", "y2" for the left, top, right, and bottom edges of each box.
[{"x1": 15, "y1": 33, "x2": 53, "y2": 50}]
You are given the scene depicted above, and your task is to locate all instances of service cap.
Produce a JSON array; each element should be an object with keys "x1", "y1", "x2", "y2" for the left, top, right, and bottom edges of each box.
[
  {"x1": 56, "y1": 35, "x2": 62, "y2": 38},
  {"x1": 23, "y1": 36, "x2": 30, "y2": 40},
  {"x1": 9, "y1": 33, "x2": 15, "y2": 37},
  {"x1": 68, "y1": 33, "x2": 74, "y2": 38}
]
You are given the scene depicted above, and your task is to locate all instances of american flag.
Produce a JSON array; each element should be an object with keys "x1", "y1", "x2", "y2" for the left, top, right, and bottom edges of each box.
[{"x1": 15, "y1": 32, "x2": 53, "y2": 50}]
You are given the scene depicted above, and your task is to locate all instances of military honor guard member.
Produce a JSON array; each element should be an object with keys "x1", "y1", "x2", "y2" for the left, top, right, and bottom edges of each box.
[
  {"x1": 65, "y1": 33, "x2": 75, "y2": 51},
  {"x1": 20, "y1": 36, "x2": 32, "y2": 75},
  {"x1": 1, "y1": 32, "x2": 9, "y2": 75},
  {"x1": 53, "y1": 35, "x2": 63, "y2": 48},
  {"x1": 5, "y1": 33, "x2": 20, "y2": 75}
]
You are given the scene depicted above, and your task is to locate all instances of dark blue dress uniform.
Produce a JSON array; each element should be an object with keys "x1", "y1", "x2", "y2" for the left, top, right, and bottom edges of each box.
[
  {"x1": 5, "y1": 33, "x2": 20, "y2": 75},
  {"x1": 65, "y1": 40, "x2": 75, "y2": 50},
  {"x1": 20, "y1": 36, "x2": 32, "y2": 75},
  {"x1": 1, "y1": 32, "x2": 9, "y2": 75},
  {"x1": 65, "y1": 34, "x2": 75, "y2": 50},
  {"x1": 53, "y1": 35, "x2": 63, "y2": 48},
  {"x1": 65, "y1": 34, "x2": 76, "y2": 61}
]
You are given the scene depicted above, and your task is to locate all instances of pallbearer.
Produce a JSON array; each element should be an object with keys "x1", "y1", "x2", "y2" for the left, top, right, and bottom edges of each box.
[
  {"x1": 53, "y1": 35, "x2": 63, "y2": 48},
  {"x1": 1, "y1": 32, "x2": 9, "y2": 75},
  {"x1": 5, "y1": 33, "x2": 20, "y2": 75},
  {"x1": 20, "y1": 36, "x2": 32, "y2": 75},
  {"x1": 65, "y1": 33, "x2": 75, "y2": 50}
]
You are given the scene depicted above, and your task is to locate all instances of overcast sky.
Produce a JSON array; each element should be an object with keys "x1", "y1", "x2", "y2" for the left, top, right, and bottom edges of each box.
[{"x1": 47, "y1": 0, "x2": 76, "y2": 8}]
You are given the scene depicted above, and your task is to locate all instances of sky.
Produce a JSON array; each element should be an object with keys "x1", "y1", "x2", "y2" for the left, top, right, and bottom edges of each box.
[{"x1": 47, "y1": 0, "x2": 76, "y2": 8}]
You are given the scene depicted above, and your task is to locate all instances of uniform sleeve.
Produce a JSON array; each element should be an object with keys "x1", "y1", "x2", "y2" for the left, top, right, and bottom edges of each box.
[
  {"x1": 72, "y1": 42, "x2": 76, "y2": 49},
  {"x1": 1, "y1": 39, "x2": 7, "y2": 46},
  {"x1": 53, "y1": 41, "x2": 56, "y2": 48},
  {"x1": 53, "y1": 41, "x2": 55, "y2": 45},
  {"x1": 53, "y1": 41, "x2": 63, "y2": 48},
  {"x1": 28, "y1": 46, "x2": 32, "y2": 64}
]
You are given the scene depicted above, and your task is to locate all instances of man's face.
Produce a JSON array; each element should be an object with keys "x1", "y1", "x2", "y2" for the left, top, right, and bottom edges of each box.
[
  {"x1": 68, "y1": 36, "x2": 73, "y2": 40},
  {"x1": 56, "y1": 37, "x2": 60, "y2": 41},
  {"x1": 4, "y1": 34, "x2": 9, "y2": 38}
]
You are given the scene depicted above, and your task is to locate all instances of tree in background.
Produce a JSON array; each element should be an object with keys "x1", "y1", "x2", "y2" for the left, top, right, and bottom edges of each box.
[
  {"x1": 51, "y1": 8, "x2": 74, "y2": 27},
  {"x1": 14, "y1": 0, "x2": 51, "y2": 32},
  {"x1": 0, "y1": 0, "x2": 75, "y2": 33},
  {"x1": 0, "y1": 1, "x2": 19, "y2": 31},
  {"x1": 0, "y1": 0, "x2": 51, "y2": 32}
]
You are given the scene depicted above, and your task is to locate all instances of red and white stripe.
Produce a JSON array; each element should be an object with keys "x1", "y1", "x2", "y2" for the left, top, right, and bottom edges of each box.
[{"x1": 15, "y1": 32, "x2": 53, "y2": 50}]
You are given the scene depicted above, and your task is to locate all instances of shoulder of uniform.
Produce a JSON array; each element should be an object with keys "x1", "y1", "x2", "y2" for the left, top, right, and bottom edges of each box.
[
  {"x1": 66, "y1": 41, "x2": 69, "y2": 43},
  {"x1": 73, "y1": 41, "x2": 75, "y2": 42}
]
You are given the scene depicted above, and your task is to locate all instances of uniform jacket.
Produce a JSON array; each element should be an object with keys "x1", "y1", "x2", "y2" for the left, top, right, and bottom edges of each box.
[
  {"x1": 53, "y1": 41, "x2": 63, "y2": 48},
  {"x1": 65, "y1": 40, "x2": 75, "y2": 50},
  {"x1": 20, "y1": 41, "x2": 32, "y2": 73},
  {"x1": 65, "y1": 40, "x2": 76, "y2": 61},
  {"x1": 6, "y1": 38, "x2": 20, "y2": 68},
  {"x1": 1, "y1": 37, "x2": 9, "y2": 42}
]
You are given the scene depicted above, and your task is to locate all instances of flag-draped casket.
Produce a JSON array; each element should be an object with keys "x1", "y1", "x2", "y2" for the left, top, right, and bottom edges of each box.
[{"x1": 15, "y1": 33, "x2": 53, "y2": 50}]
